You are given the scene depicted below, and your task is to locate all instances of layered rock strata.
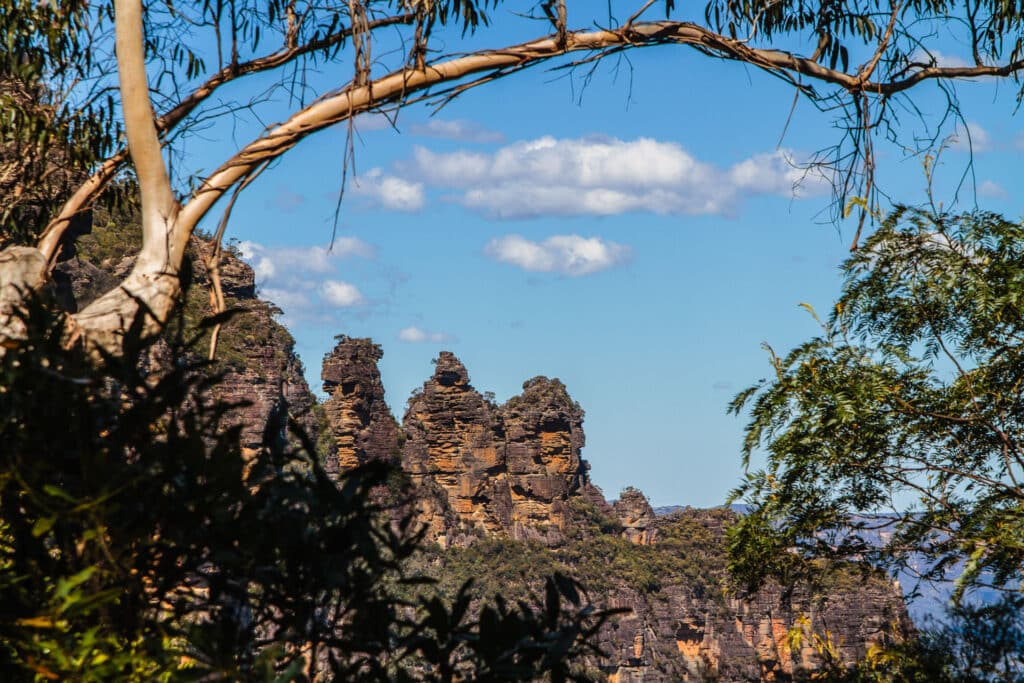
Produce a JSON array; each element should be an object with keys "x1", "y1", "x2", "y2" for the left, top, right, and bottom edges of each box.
[
  {"x1": 321, "y1": 349, "x2": 605, "y2": 546},
  {"x1": 319, "y1": 345, "x2": 912, "y2": 680},
  {"x1": 594, "y1": 510, "x2": 910, "y2": 682},
  {"x1": 401, "y1": 352, "x2": 512, "y2": 543},
  {"x1": 613, "y1": 487, "x2": 658, "y2": 546},
  {"x1": 400, "y1": 353, "x2": 611, "y2": 545},
  {"x1": 321, "y1": 336, "x2": 401, "y2": 474},
  {"x1": 502, "y1": 376, "x2": 589, "y2": 539}
]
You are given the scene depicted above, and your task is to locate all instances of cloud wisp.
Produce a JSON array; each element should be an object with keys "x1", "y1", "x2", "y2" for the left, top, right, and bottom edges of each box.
[
  {"x1": 409, "y1": 119, "x2": 505, "y2": 144},
  {"x1": 357, "y1": 136, "x2": 828, "y2": 219},
  {"x1": 978, "y1": 180, "x2": 1008, "y2": 199},
  {"x1": 237, "y1": 240, "x2": 373, "y2": 317},
  {"x1": 484, "y1": 234, "x2": 630, "y2": 276},
  {"x1": 950, "y1": 121, "x2": 992, "y2": 152},
  {"x1": 397, "y1": 326, "x2": 455, "y2": 343},
  {"x1": 349, "y1": 168, "x2": 425, "y2": 212}
]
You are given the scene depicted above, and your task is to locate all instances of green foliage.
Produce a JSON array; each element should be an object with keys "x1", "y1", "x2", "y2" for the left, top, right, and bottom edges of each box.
[
  {"x1": 0, "y1": 297, "x2": 612, "y2": 681},
  {"x1": 702, "y1": 0, "x2": 1024, "y2": 83},
  {"x1": 729, "y1": 206, "x2": 1024, "y2": 675},
  {"x1": 415, "y1": 506, "x2": 733, "y2": 610},
  {"x1": 75, "y1": 189, "x2": 144, "y2": 267},
  {"x1": 0, "y1": 2, "x2": 119, "y2": 245}
]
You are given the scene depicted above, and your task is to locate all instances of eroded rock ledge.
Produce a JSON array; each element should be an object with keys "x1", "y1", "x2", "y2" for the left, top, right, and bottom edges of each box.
[{"x1": 323, "y1": 342, "x2": 613, "y2": 546}]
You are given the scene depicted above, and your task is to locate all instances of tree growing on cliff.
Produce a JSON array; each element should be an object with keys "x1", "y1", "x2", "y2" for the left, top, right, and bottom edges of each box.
[
  {"x1": 4, "y1": 0, "x2": 1024, "y2": 357},
  {"x1": 727, "y1": 205, "x2": 1024, "y2": 679}
]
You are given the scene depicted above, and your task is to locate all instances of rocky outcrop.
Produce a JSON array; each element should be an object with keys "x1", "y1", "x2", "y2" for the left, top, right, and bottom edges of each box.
[
  {"x1": 185, "y1": 239, "x2": 318, "y2": 452},
  {"x1": 601, "y1": 574, "x2": 908, "y2": 682},
  {"x1": 59, "y1": 231, "x2": 318, "y2": 453},
  {"x1": 613, "y1": 487, "x2": 658, "y2": 545},
  {"x1": 501, "y1": 376, "x2": 588, "y2": 541},
  {"x1": 319, "y1": 346, "x2": 912, "y2": 680},
  {"x1": 397, "y1": 353, "x2": 611, "y2": 546},
  {"x1": 321, "y1": 336, "x2": 401, "y2": 474},
  {"x1": 594, "y1": 510, "x2": 911, "y2": 682},
  {"x1": 401, "y1": 352, "x2": 512, "y2": 544},
  {"x1": 315, "y1": 349, "x2": 603, "y2": 545}
]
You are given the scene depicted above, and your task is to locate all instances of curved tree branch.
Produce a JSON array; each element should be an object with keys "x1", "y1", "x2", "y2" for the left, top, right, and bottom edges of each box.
[
  {"x1": 5, "y1": 11, "x2": 1023, "y2": 355},
  {"x1": 36, "y1": 12, "x2": 416, "y2": 261}
]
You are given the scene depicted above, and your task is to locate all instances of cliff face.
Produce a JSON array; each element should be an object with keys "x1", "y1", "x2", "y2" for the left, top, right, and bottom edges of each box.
[
  {"x1": 502, "y1": 376, "x2": 589, "y2": 540},
  {"x1": 318, "y1": 348, "x2": 608, "y2": 545},
  {"x1": 401, "y1": 352, "x2": 512, "y2": 543},
  {"x1": 593, "y1": 509, "x2": 910, "y2": 682},
  {"x1": 613, "y1": 487, "x2": 658, "y2": 546},
  {"x1": 397, "y1": 352, "x2": 607, "y2": 546},
  {"x1": 321, "y1": 336, "x2": 401, "y2": 475},
  {"x1": 60, "y1": 232, "x2": 318, "y2": 453}
]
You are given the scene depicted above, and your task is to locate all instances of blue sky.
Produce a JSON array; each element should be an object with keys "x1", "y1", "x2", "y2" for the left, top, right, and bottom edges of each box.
[{"x1": 193, "y1": 10, "x2": 1024, "y2": 507}]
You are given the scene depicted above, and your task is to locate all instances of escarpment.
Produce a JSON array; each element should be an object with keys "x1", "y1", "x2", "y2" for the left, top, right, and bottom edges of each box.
[
  {"x1": 59, "y1": 221, "x2": 318, "y2": 453},
  {"x1": 319, "y1": 344, "x2": 913, "y2": 681}
]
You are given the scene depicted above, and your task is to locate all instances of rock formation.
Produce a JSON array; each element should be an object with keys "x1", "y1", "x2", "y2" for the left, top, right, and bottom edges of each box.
[
  {"x1": 321, "y1": 336, "x2": 401, "y2": 474},
  {"x1": 318, "y1": 348, "x2": 610, "y2": 545},
  {"x1": 182, "y1": 238, "x2": 318, "y2": 452},
  {"x1": 397, "y1": 352, "x2": 617, "y2": 545},
  {"x1": 58, "y1": 230, "x2": 318, "y2": 453},
  {"x1": 401, "y1": 352, "x2": 512, "y2": 544},
  {"x1": 318, "y1": 345, "x2": 913, "y2": 681},
  {"x1": 590, "y1": 509, "x2": 910, "y2": 682},
  {"x1": 613, "y1": 487, "x2": 658, "y2": 545},
  {"x1": 501, "y1": 376, "x2": 589, "y2": 540}
]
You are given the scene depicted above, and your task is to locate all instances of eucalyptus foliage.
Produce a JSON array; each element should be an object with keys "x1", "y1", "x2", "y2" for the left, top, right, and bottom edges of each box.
[{"x1": 729, "y1": 206, "x2": 1024, "y2": 603}]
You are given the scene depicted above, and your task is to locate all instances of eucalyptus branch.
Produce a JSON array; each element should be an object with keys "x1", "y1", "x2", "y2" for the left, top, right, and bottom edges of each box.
[{"x1": 37, "y1": 11, "x2": 415, "y2": 260}]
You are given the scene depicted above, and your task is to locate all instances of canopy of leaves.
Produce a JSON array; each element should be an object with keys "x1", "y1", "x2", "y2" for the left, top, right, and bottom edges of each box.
[{"x1": 728, "y1": 206, "x2": 1024, "y2": 603}]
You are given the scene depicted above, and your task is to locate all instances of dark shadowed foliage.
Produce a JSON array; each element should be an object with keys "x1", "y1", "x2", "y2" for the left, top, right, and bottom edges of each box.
[{"x1": 0, "y1": 291, "x2": 616, "y2": 681}]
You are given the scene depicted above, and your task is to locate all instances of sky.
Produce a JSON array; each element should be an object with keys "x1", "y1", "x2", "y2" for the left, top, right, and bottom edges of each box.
[{"x1": 190, "y1": 8, "x2": 1024, "y2": 508}]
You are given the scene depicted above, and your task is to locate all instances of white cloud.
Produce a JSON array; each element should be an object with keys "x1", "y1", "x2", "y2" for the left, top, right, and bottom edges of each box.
[
  {"x1": 235, "y1": 240, "x2": 374, "y2": 318},
  {"x1": 320, "y1": 280, "x2": 365, "y2": 307},
  {"x1": 259, "y1": 286, "x2": 314, "y2": 311},
  {"x1": 409, "y1": 119, "x2": 505, "y2": 144},
  {"x1": 978, "y1": 180, "x2": 1008, "y2": 199},
  {"x1": 951, "y1": 121, "x2": 992, "y2": 152},
  {"x1": 398, "y1": 326, "x2": 454, "y2": 343},
  {"x1": 390, "y1": 136, "x2": 827, "y2": 219},
  {"x1": 910, "y1": 48, "x2": 971, "y2": 69},
  {"x1": 350, "y1": 168, "x2": 425, "y2": 212},
  {"x1": 729, "y1": 151, "x2": 824, "y2": 196},
  {"x1": 484, "y1": 234, "x2": 630, "y2": 276},
  {"x1": 237, "y1": 239, "x2": 374, "y2": 283}
]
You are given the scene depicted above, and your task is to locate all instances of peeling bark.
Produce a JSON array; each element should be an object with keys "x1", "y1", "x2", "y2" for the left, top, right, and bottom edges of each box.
[{"x1": 0, "y1": 246, "x2": 48, "y2": 346}]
